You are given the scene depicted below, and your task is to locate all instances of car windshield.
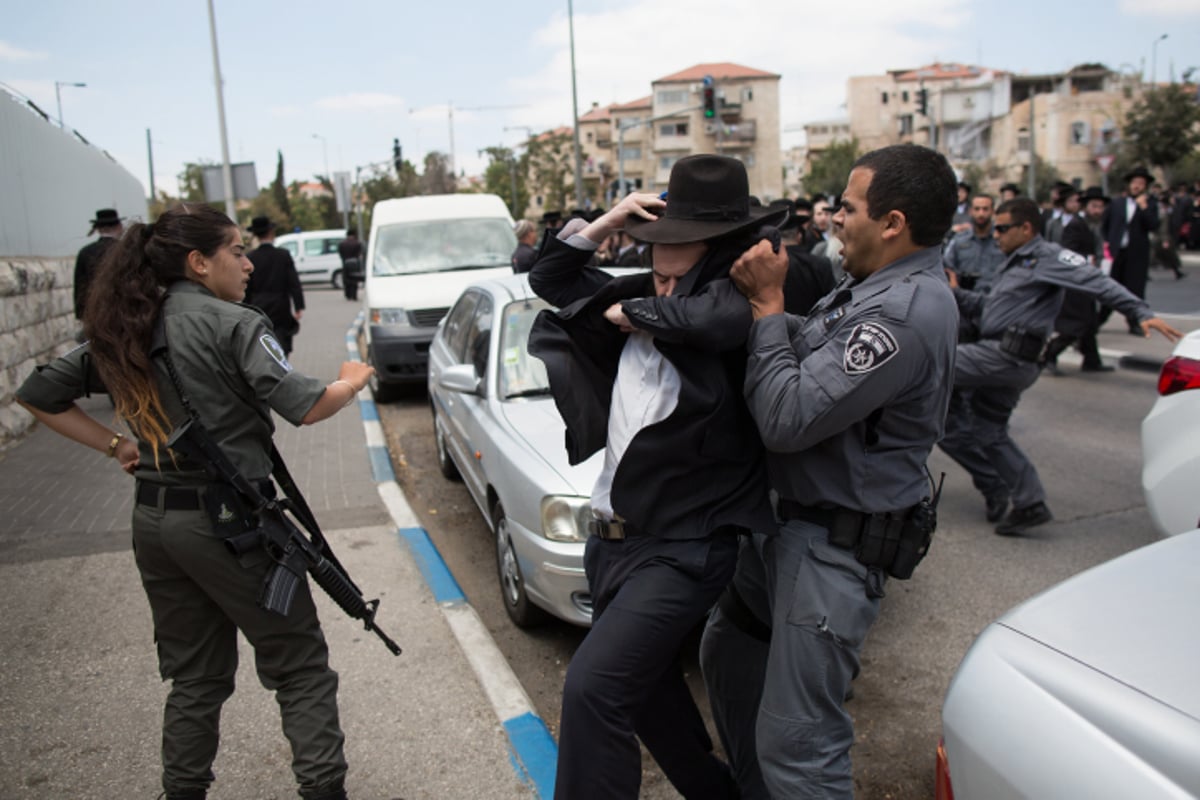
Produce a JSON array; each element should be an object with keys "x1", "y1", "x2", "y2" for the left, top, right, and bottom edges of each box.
[
  {"x1": 499, "y1": 297, "x2": 552, "y2": 400},
  {"x1": 372, "y1": 217, "x2": 516, "y2": 276}
]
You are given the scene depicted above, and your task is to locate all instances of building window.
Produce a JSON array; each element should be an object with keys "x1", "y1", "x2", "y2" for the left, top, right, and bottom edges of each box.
[
  {"x1": 742, "y1": 87, "x2": 754, "y2": 102},
  {"x1": 586, "y1": 132, "x2": 593, "y2": 143},
  {"x1": 882, "y1": 91, "x2": 889, "y2": 104},
  {"x1": 1070, "y1": 121, "x2": 1090, "y2": 146},
  {"x1": 745, "y1": 153, "x2": 756, "y2": 167},
  {"x1": 617, "y1": 146, "x2": 641, "y2": 161},
  {"x1": 659, "y1": 122, "x2": 688, "y2": 137},
  {"x1": 899, "y1": 114, "x2": 914, "y2": 135},
  {"x1": 902, "y1": 90, "x2": 910, "y2": 103},
  {"x1": 660, "y1": 155, "x2": 680, "y2": 171},
  {"x1": 657, "y1": 89, "x2": 686, "y2": 105},
  {"x1": 1017, "y1": 128, "x2": 1031, "y2": 151}
]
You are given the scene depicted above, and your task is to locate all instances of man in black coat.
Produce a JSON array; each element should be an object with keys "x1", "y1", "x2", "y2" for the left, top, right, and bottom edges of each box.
[
  {"x1": 510, "y1": 220, "x2": 538, "y2": 273},
  {"x1": 338, "y1": 228, "x2": 364, "y2": 301},
  {"x1": 528, "y1": 154, "x2": 785, "y2": 800},
  {"x1": 245, "y1": 216, "x2": 305, "y2": 355},
  {"x1": 74, "y1": 208, "x2": 125, "y2": 321},
  {"x1": 1101, "y1": 166, "x2": 1160, "y2": 332},
  {"x1": 1044, "y1": 187, "x2": 1113, "y2": 373}
]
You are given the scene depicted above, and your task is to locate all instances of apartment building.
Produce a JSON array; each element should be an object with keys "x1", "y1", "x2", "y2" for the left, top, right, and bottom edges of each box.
[{"x1": 845, "y1": 62, "x2": 1139, "y2": 194}]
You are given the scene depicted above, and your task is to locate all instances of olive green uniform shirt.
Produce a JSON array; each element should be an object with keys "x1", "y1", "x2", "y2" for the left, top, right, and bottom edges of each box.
[{"x1": 18, "y1": 281, "x2": 325, "y2": 483}]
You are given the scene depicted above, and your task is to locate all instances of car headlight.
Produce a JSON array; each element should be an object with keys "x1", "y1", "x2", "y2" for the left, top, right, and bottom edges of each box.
[
  {"x1": 540, "y1": 495, "x2": 591, "y2": 543},
  {"x1": 370, "y1": 307, "x2": 407, "y2": 325}
]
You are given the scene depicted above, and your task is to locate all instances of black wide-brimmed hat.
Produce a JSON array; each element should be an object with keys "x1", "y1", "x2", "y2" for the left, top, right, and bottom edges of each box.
[
  {"x1": 1080, "y1": 186, "x2": 1110, "y2": 204},
  {"x1": 624, "y1": 154, "x2": 787, "y2": 244},
  {"x1": 90, "y1": 208, "x2": 123, "y2": 226},
  {"x1": 248, "y1": 215, "x2": 276, "y2": 235},
  {"x1": 999, "y1": 182, "x2": 1021, "y2": 195},
  {"x1": 1123, "y1": 165, "x2": 1153, "y2": 183}
]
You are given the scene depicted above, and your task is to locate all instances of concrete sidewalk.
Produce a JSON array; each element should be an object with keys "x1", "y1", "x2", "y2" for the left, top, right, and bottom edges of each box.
[{"x1": 0, "y1": 287, "x2": 553, "y2": 799}]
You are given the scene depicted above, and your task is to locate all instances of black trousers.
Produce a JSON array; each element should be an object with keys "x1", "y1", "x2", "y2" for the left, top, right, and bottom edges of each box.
[
  {"x1": 1098, "y1": 249, "x2": 1146, "y2": 331},
  {"x1": 343, "y1": 275, "x2": 359, "y2": 301},
  {"x1": 555, "y1": 531, "x2": 739, "y2": 800}
]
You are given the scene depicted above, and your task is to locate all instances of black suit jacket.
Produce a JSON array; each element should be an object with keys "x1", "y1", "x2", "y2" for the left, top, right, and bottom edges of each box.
[
  {"x1": 527, "y1": 235, "x2": 773, "y2": 540},
  {"x1": 1055, "y1": 215, "x2": 1101, "y2": 335},
  {"x1": 245, "y1": 243, "x2": 304, "y2": 334},
  {"x1": 783, "y1": 246, "x2": 836, "y2": 316},
  {"x1": 1101, "y1": 195, "x2": 1159, "y2": 268},
  {"x1": 73, "y1": 236, "x2": 117, "y2": 319}
]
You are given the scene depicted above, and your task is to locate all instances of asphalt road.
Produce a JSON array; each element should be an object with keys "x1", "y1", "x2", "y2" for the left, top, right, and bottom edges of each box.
[{"x1": 375, "y1": 340, "x2": 1171, "y2": 799}]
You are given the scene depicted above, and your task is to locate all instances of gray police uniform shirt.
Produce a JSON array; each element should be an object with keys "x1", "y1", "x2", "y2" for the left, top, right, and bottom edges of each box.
[
  {"x1": 18, "y1": 281, "x2": 324, "y2": 483},
  {"x1": 954, "y1": 235, "x2": 1153, "y2": 341},
  {"x1": 744, "y1": 247, "x2": 958, "y2": 514},
  {"x1": 942, "y1": 228, "x2": 1005, "y2": 293}
]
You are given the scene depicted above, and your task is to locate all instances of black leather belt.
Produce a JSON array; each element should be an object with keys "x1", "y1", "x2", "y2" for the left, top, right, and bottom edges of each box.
[
  {"x1": 777, "y1": 498, "x2": 848, "y2": 529},
  {"x1": 135, "y1": 482, "x2": 204, "y2": 511},
  {"x1": 587, "y1": 516, "x2": 644, "y2": 540}
]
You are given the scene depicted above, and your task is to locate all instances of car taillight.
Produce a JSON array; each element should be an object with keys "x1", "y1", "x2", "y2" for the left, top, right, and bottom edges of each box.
[
  {"x1": 1157, "y1": 355, "x2": 1200, "y2": 396},
  {"x1": 935, "y1": 737, "x2": 955, "y2": 800}
]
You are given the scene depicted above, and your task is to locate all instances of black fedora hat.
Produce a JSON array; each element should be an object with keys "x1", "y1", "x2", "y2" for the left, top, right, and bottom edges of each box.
[
  {"x1": 999, "y1": 182, "x2": 1021, "y2": 195},
  {"x1": 90, "y1": 208, "x2": 123, "y2": 226},
  {"x1": 1080, "y1": 186, "x2": 1110, "y2": 204},
  {"x1": 248, "y1": 215, "x2": 276, "y2": 236},
  {"x1": 1123, "y1": 165, "x2": 1153, "y2": 183},
  {"x1": 624, "y1": 154, "x2": 787, "y2": 244}
]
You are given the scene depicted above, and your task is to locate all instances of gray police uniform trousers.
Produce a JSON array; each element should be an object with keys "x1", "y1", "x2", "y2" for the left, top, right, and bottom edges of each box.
[
  {"x1": 132, "y1": 490, "x2": 347, "y2": 797},
  {"x1": 937, "y1": 342, "x2": 1045, "y2": 508},
  {"x1": 700, "y1": 522, "x2": 882, "y2": 800}
]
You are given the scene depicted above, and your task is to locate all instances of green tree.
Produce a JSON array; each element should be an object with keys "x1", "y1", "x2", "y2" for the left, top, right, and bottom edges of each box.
[
  {"x1": 481, "y1": 145, "x2": 530, "y2": 217},
  {"x1": 1122, "y1": 85, "x2": 1200, "y2": 181},
  {"x1": 959, "y1": 162, "x2": 988, "y2": 196},
  {"x1": 527, "y1": 130, "x2": 575, "y2": 213},
  {"x1": 177, "y1": 161, "x2": 214, "y2": 202},
  {"x1": 803, "y1": 139, "x2": 860, "y2": 199},
  {"x1": 1024, "y1": 155, "x2": 1064, "y2": 204},
  {"x1": 271, "y1": 150, "x2": 292, "y2": 222},
  {"x1": 420, "y1": 151, "x2": 456, "y2": 195}
]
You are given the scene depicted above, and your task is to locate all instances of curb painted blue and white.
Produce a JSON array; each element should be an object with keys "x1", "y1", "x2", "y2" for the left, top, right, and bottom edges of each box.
[{"x1": 345, "y1": 314, "x2": 558, "y2": 798}]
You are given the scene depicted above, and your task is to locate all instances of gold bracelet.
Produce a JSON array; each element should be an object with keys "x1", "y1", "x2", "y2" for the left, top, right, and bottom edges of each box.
[{"x1": 106, "y1": 432, "x2": 124, "y2": 458}]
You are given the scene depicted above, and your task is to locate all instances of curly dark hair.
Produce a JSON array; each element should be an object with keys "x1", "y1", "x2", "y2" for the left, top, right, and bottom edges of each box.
[{"x1": 82, "y1": 203, "x2": 237, "y2": 459}]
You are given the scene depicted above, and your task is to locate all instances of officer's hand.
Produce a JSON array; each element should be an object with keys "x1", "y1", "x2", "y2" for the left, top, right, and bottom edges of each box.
[
  {"x1": 603, "y1": 303, "x2": 635, "y2": 332},
  {"x1": 1141, "y1": 317, "x2": 1183, "y2": 343},
  {"x1": 115, "y1": 438, "x2": 139, "y2": 475},
  {"x1": 731, "y1": 239, "x2": 787, "y2": 319},
  {"x1": 945, "y1": 269, "x2": 960, "y2": 288},
  {"x1": 337, "y1": 360, "x2": 375, "y2": 391}
]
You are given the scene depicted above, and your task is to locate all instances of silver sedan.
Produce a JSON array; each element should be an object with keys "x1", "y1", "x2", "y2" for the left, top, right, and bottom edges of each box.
[{"x1": 427, "y1": 274, "x2": 598, "y2": 627}]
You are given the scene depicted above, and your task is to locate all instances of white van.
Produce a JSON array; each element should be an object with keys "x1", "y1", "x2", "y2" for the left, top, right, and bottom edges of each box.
[
  {"x1": 364, "y1": 194, "x2": 516, "y2": 397},
  {"x1": 274, "y1": 229, "x2": 348, "y2": 288}
]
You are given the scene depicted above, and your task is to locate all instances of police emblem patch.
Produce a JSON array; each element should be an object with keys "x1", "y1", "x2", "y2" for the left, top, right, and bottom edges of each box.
[
  {"x1": 1058, "y1": 249, "x2": 1087, "y2": 267},
  {"x1": 260, "y1": 334, "x2": 293, "y2": 372},
  {"x1": 843, "y1": 322, "x2": 899, "y2": 375}
]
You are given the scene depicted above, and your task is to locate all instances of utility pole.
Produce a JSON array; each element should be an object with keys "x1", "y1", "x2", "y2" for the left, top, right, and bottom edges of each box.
[
  {"x1": 205, "y1": 0, "x2": 236, "y2": 221},
  {"x1": 567, "y1": 0, "x2": 585, "y2": 209},
  {"x1": 1026, "y1": 89, "x2": 1036, "y2": 199},
  {"x1": 146, "y1": 128, "x2": 156, "y2": 206}
]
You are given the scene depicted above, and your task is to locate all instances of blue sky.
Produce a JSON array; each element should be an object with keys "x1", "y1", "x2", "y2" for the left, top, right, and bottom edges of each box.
[{"x1": 3, "y1": 0, "x2": 1199, "y2": 202}]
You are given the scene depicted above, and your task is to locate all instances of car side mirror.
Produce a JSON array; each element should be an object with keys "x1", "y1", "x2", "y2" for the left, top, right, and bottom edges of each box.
[{"x1": 438, "y1": 363, "x2": 481, "y2": 395}]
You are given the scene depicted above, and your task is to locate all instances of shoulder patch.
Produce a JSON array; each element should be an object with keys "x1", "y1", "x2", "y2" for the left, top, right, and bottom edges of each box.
[
  {"x1": 1057, "y1": 249, "x2": 1087, "y2": 267},
  {"x1": 260, "y1": 334, "x2": 293, "y2": 372},
  {"x1": 844, "y1": 322, "x2": 900, "y2": 375}
]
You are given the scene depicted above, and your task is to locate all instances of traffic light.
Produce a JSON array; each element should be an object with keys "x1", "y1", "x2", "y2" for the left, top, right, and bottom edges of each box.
[
  {"x1": 916, "y1": 88, "x2": 928, "y2": 116},
  {"x1": 393, "y1": 138, "x2": 403, "y2": 173},
  {"x1": 702, "y1": 75, "x2": 716, "y2": 119}
]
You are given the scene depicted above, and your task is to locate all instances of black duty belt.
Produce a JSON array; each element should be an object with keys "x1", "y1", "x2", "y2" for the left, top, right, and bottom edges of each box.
[
  {"x1": 983, "y1": 327, "x2": 1046, "y2": 362},
  {"x1": 587, "y1": 516, "x2": 645, "y2": 541},
  {"x1": 136, "y1": 482, "x2": 204, "y2": 511},
  {"x1": 777, "y1": 498, "x2": 856, "y2": 530}
]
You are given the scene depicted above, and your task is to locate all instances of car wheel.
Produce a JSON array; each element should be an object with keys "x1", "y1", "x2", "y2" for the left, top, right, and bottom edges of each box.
[
  {"x1": 493, "y1": 501, "x2": 548, "y2": 628},
  {"x1": 432, "y1": 407, "x2": 461, "y2": 481},
  {"x1": 331, "y1": 270, "x2": 343, "y2": 290}
]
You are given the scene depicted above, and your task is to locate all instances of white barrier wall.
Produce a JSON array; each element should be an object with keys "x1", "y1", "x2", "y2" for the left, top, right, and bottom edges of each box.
[{"x1": 0, "y1": 89, "x2": 147, "y2": 446}]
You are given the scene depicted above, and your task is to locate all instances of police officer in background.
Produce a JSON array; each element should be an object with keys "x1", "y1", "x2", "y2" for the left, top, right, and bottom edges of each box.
[
  {"x1": 938, "y1": 197, "x2": 1181, "y2": 534},
  {"x1": 245, "y1": 216, "x2": 305, "y2": 355},
  {"x1": 74, "y1": 208, "x2": 125, "y2": 322},
  {"x1": 17, "y1": 203, "x2": 373, "y2": 800},
  {"x1": 943, "y1": 193, "x2": 1004, "y2": 294},
  {"x1": 699, "y1": 144, "x2": 960, "y2": 799}
]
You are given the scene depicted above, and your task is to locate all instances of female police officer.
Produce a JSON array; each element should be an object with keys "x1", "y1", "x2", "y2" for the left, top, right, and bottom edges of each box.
[{"x1": 16, "y1": 203, "x2": 373, "y2": 800}]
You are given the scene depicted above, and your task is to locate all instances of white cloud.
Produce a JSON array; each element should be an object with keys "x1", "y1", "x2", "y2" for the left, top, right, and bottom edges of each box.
[
  {"x1": 1118, "y1": 0, "x2": 1200, "y2": 13},
  {"x1": 315, "y1": 92, "x2": 406, "y2": 111},
  {"x1": 0, "y1": 41, "x2": 49, "y2": 61}
]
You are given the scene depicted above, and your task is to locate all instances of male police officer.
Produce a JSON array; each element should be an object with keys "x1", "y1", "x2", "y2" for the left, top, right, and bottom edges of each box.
[
  {"x1": 938, "y1": 197, "x2": 1180, "y2": 533},
  {"x1": 943, "y1": 194, "x2": 1004, "y2": 293},
  {"x1": 699, "y1": 144, "x2": 960, "y2": 799}
]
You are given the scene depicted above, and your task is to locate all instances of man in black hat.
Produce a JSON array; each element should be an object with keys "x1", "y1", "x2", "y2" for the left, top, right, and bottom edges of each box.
[
  {"x1": 338, "y1": 228, "x2": 364, "y2": 300},
  {"x1": 1100, "y1": 166, "x2": 1159, "y2": 330},
  {"x1": 1044, "y1": 186, "x2": 1112, "y2": 374},
  {"x1": 999, "y1": 182, "x2": 1021, "y2": 202},
  {"x1": 74, "y1": 209, "x2": 125, "y2": 322},
  {"x1": 528, "y1": 154, "x2": 786, "y2": 800},
  {"x1": 245, "y1": 216, "x2": 305, "y2": 355},
  {"x1": 773, "y1": 198, "x2": 836, "y2": 314}
]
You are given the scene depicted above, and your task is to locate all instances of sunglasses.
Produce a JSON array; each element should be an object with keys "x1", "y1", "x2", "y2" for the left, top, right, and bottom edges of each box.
[{"x1": 993, "y1": 223, "x2": 1020, "y2": 233}]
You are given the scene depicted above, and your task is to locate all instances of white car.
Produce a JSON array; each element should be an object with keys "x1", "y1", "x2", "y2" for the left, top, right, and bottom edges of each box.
[
  {"x1": 938, "y1": 529, "x2": 1200, "y2": 799},
  {"x1": 427, "y1": 273, "x2": 597, "y2": 628},
  {"x1": 1141, "y1": 327, "x2": 1200, "y2": 537},
  {"x1": 274, "y1": 229, "x2": 349, "y2": 288}
]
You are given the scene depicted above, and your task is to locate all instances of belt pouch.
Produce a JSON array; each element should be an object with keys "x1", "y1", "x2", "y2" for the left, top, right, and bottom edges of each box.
[
  {"x1": 827, "y1": 511, "x2": 862, "y2": 550},
  {"x1": 202, "y1": 482, "x2": 256, "y2": 538}
]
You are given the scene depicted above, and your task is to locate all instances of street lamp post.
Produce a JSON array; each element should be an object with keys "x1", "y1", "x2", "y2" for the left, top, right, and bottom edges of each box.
[
  {"x1": 312, "y1": 133, "x2": 330, "y2": 180},
  {"x1": 567, "y1": 0, "x2": 585, "y2": 210},
  {"x1": 1151, "y1": 34, "x2": 1168, "y2": 87},
  {"x1": 205, "y1": 0, "x2": 236, "y2": 221},
  {"x1": 54, "y1": 81, "x2": 86, "y2": 129}
]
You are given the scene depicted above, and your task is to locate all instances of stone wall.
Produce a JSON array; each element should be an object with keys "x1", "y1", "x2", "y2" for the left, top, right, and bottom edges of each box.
[{"x1": 0, "y1": 257, "x2": 76, "y2": 447}]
